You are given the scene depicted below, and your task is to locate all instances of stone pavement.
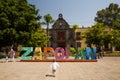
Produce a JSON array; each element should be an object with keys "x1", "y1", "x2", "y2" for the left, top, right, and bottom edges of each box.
[{"x1": 0, "y1": 57, "x2": 120, "y2": 80}]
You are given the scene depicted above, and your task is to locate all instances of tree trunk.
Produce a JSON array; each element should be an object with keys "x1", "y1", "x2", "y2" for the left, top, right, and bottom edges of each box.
[{"x1": 47, "y1": 23, "x2": 49, "y2": 47}]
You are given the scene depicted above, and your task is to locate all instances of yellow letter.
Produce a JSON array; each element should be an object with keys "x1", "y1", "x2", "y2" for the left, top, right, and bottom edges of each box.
[{"x1": 33, "y1": 47, "x2": 42, "y2": 60}]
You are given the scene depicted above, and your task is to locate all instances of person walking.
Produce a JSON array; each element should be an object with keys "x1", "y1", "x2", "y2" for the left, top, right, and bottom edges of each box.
[{"x1": 50, "y1": 59, "x2": 59, "y2": 77}]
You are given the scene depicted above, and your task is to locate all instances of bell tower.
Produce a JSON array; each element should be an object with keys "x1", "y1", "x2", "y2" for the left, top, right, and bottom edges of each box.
[{"x1": 49, "y1": 14, "x2": 74, "y2": 49}]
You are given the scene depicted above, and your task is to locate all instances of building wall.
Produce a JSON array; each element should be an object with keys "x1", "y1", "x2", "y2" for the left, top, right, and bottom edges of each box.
[
  {"x1": 48, "y1": 14, "x2": 89, "y2": 49},
  {"x1": 75, "y1": 28, "x2": 89, "y2": 49}
]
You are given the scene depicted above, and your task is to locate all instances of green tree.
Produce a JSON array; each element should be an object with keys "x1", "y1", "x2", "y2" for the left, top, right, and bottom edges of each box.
[
  {"x1": 42, "y1": 14, "x2": 54, "y2": 47},
  {"x1": 95, "y1": 3, "x2": 120, "y2": 30},
  {"x1": 86, "y1": 22, "x2": 120, "y2": 51},
  {"x1": 27, "y1": 28, "x2": 47, "y2": 47},
  {"x1": 94, "y1": 3, "x2": 120, "y2": 51},
  {"x1": 86, "y1": 23, "x2": 107, "y2": 46},
  {"x1": 0, "y1": 0, "x2": 47, "y2": 48},
  {"x1": 110, "y1": 30, "x2": 120, "y2": 47}
]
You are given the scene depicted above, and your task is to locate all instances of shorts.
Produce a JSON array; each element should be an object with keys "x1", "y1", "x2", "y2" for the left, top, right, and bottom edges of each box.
[
  {"x1": 6, "y1": 56, "x2": 8, "y2": 60},
  {"x1": 52, "y1": 69, "x2": 56, "y2": 72}
]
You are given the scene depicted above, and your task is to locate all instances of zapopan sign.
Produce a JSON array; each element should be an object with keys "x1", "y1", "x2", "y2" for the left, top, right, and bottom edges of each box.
[{"x1": 21, "y1": 47, "x2": 69, "y2": 60}]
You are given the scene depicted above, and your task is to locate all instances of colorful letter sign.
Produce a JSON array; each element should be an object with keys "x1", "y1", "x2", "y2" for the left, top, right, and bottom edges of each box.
[
  {"x1": 55, "y1": 47, "x2": 69, "y2": 60},
  {"x1": 33, "y1": 47, "x2": 42, "y2": 60},
  {"x1": 75, "y1": 47, "x2": 82, "y2": 59},
  {"x1": 55, "y1": 47, "x2": 65, "y2": 60},
  {"x1": 20, "y1": 46, "x2": 96, "y2": 60},
  {"x1": 43, "y1": 47, "x2": 54, "y2": 57},
  {"x1": 21, "y1": 47, "x2": 33, "y2": 60},
  {"x1": 91, "y1": 47, "x2": 96, "y2": 60}
]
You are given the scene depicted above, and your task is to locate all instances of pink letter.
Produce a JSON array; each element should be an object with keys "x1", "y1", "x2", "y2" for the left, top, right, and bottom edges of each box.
[{"x1": 55, "y1": 47, "x2": 65, "y2": 60}]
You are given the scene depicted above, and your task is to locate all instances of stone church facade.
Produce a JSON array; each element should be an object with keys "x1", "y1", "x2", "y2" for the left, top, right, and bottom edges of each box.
[
  {"x1": 49, "y1": 14, "x2": 88, "y2": 49},
  {"x1": 47, "y1": 13, "x2": 120, "y2": 51}
]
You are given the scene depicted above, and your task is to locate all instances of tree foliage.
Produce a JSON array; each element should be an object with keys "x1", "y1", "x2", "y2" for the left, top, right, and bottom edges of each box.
[
  {"x1": 86, "y1": 22, "x2": 120, "y2": 48},
  {"x1": 27, "y1": 28, "x2": 48, "y2": 47},
  {"x1": 0, "y1": 0, "x2": 47, "y2": 48},
  {"x1": 43, "y1": 14, "x2": 54, "y2": 36},
  {"x1": 87, "y1": 3, "x2": 120, "y2": 49},
  {"x1": 86, "y1": 23, "x2": 107, "y2": 45},
  {"x1": 110, "y1": 30, "x2": 120, "y2": 47},
  {"x1": 42, "y1": 14, "x2": 54, "y2": 47},
  {"x1": 95, "y1": 3, "x2": 120, "y2": 29}
]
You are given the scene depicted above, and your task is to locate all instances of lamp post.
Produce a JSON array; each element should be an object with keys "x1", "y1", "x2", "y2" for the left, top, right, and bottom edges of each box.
[{"x1": 111, "y1": 36, "x2": 115, "y2": 52}]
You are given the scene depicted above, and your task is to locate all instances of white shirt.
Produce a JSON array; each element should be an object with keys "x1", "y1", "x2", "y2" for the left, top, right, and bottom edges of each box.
[{"x1": 51, "y1": 62, "x2": 59, "y2": 70}]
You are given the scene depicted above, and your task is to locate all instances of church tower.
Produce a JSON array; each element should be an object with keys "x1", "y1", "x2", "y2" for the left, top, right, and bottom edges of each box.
[{"x1": 49, "y1": 13, "x2": 75, "y2": 49}]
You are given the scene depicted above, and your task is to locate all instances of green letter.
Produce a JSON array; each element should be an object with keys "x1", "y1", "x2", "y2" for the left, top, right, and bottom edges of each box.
[{"x1": 21, "y1": 47, "x2": 33, "y2": 60}]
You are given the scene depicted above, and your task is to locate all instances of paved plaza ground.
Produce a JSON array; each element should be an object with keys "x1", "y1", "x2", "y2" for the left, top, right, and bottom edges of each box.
[{"x1": 0, "y1": 57, "x2": 120, "y2": 80}]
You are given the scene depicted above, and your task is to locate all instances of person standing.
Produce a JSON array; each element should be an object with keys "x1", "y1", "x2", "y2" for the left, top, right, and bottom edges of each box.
[
  {"x1": 96, "y1": 45, "x2": 102, "y2": 59},
  {"x1": 5, "y1": 46, "x2": 9, "y2": 62},
  {"x1": 10, "y1": 48, "x2": 15, "y2": 62}
]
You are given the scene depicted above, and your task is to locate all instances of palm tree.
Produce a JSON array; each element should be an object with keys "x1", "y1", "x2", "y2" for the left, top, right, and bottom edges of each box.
[{"x1": 43, "y1": 14, "x2": 54, "y2": 47}]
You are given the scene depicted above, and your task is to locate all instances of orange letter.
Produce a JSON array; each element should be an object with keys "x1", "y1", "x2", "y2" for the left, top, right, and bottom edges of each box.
[{"x1": 43, "y1": 47, "x2": 55, "y2": 59}]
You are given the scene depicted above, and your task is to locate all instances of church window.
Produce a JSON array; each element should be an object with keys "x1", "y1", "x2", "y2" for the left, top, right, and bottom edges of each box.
[
  {"x1": 76, "y1": 32, "x2": 81, "y2": 40},
  {"x1": 57, "y1": 32, "x2": 65, "y2": 40}
]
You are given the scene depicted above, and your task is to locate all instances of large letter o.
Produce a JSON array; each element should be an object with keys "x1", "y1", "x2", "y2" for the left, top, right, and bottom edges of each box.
[{"x1": 55, "y1": 47, "x2": 64, "y2": 60}]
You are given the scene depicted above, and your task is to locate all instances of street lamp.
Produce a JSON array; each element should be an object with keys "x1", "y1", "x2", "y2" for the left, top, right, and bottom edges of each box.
[{"x1": 111, "y1": 36, "x2": 114, "y2": 52}]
